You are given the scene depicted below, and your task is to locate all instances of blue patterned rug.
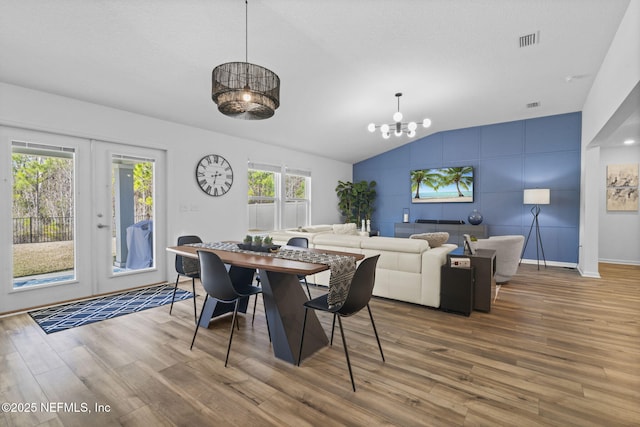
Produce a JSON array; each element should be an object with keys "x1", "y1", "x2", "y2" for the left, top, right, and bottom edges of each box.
[{"x1": 29, "y1": 284, "x2": 193, "y2": 334}]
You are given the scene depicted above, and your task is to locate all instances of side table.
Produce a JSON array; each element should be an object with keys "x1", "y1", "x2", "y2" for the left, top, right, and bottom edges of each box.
[
  {"x1": 440, "y1": 265, "x2": 474, "y2": 316},
  {"x1": 448, "y1": 248, "x2": 496, "y2": 312}
]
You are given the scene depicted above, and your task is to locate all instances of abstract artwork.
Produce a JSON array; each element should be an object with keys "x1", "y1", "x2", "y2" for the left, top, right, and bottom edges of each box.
[{"x1": 606, "y1": 163, "x2": 638, "y2": 211}]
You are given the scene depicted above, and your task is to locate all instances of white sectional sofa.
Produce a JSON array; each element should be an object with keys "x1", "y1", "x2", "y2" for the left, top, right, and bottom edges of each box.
[{"x1": 264, "y1": 225, "x2": 456, "y2": 308}]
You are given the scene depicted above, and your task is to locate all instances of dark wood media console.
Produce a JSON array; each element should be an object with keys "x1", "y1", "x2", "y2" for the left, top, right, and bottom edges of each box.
[{"x1": 394, "y1": 222, "x2": 487, "y2": 246}]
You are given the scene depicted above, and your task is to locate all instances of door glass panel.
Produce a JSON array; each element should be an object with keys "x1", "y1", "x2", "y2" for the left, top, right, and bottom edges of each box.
[
  {"x1": 12, "y1": 143, "x2": 76, "y2": 288},
  {"x1": 111, "y1": 155, "x2": 155, "y2": 273}
]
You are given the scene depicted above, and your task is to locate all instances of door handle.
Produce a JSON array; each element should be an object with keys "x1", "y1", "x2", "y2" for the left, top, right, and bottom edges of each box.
[{"x1": 97, "y1": 223, "x2": 109, "y2": 229}]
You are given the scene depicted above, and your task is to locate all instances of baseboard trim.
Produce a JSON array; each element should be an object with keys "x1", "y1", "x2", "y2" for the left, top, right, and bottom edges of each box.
[
  {"x1": 519, "y1": 258, "x2": 577, "y2": 269},
  {"x1": 598, "y1": 258, "x2": 640, "y2": 266}
]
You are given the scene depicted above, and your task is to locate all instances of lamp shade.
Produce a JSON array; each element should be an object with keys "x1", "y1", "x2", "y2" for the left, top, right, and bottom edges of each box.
[
  {"x1": 212, "y1": 62, "x2": 280, "y2": 120},
  {"x1": 523, "y1": 188, "x2": 550, "y2": 205}
]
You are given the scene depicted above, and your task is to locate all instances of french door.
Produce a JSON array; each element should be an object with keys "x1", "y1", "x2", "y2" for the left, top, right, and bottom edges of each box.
[
  {"x1": 0, "y1": 127, "x2": 166, "y2": 313},
  {"x1": 91, "y1": 140, "x2": 166, "y2": 294}
]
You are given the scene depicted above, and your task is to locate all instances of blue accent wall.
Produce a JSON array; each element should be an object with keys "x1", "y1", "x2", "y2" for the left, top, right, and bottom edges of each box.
[{"x1": 354, "y1": 112, "x2": 581, "y2": 263}]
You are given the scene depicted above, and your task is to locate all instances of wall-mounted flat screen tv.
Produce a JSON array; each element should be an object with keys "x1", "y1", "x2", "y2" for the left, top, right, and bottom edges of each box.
[{"x1": 411, "y1": 166, "x2": 474, "y2": 203}]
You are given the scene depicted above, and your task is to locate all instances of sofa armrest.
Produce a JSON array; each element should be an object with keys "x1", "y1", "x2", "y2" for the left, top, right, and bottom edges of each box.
[{"x1": 420, "y1": 244, "x2": 457, "y2": 307}]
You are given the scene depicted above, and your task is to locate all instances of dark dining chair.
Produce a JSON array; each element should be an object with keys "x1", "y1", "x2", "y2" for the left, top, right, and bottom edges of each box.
[
  {"x1": 191, "y1": 250, "x2": 264, "y2": 367},
  {"x1": 286, "y1": 237, "x2": 312, "y2": 299},
  {"x1": 297, "y1": 255, "x2": 384, "y2": 391},
  {"x1": 255, "y1": 236, "x2": 312, "y2": 300},
  {"x1": 171, "y1": 235, "x2": 201, "y2": 323}
]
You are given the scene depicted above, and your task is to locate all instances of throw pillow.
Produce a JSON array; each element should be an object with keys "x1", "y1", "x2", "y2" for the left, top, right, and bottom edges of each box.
[{"x1": 409, "y1": 232, "x2": 449, "y2": 247}]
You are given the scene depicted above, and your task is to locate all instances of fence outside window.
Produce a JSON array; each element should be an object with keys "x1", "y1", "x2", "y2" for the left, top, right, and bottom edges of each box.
[
  {"x1": 13, "y1": 216, "x2": 74, "y2": 244},
  {"x1": 12, "y1": 215, "x2": 149, "y2": 244}
]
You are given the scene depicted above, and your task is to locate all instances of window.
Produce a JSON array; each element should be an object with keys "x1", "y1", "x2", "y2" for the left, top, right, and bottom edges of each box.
[
  {"x1": 248, "y1": 164, "x2": 279, "y2": 231},
  {"x1": 248, "y1": 163, "x2": 311, "y2": 231},
  {"x1": 283, "y1": 168, "x2": 310, "y2": 229}
]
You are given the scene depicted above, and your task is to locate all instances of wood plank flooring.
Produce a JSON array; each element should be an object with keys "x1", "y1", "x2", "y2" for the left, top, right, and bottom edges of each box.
[{"x1": 1, "y1": 263, "x2": 638, "y2": 426}]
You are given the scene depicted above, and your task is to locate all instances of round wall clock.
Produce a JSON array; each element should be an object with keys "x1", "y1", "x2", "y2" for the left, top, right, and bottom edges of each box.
[{"x1": 195, "y1": 154, "x2": 233, "y2": 197}]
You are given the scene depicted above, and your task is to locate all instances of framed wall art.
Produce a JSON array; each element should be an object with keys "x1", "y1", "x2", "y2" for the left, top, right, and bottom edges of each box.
[{"x1": 606, "y1": 163, "x2": 639, "y2": 211}]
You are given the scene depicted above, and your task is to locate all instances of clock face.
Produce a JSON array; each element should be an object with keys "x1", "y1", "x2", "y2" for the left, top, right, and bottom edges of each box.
[{"x1": 196, "y1": 154, "x2": 233, "y2": 197}]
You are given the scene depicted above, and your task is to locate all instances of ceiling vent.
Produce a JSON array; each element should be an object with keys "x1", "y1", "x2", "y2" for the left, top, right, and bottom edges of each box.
[
  {"x1": 526, "y1": 102, "x2": 540, "y2": 109},
  {"x1": 519, "y1": 31, "x2": 539, "y2": 48}
]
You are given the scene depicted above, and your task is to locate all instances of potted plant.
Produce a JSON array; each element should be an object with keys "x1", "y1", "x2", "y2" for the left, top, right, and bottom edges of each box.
[
  {"x1": 263, "y1": 236, "x2": 273, "y2": 247},
  {"x1": 253, "y1": 235, "x2": 263, "y2": 248},
  {"x1": 335, "y1": 180, "x2": 377, "y2": 224}
]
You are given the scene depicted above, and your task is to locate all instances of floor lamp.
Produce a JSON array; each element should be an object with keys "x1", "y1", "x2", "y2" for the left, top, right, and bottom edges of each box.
[{"x1": 521, "y1": 188, "x2": 550, "y2": 270}]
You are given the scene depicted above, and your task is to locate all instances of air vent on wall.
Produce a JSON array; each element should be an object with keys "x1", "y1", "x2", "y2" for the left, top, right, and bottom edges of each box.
[
  {"x1": 526, "y1": 102, "x2": 540, "y2": 109},
  {"x1": 519, "y1": 31, "x2": 539, "y2": 47}
]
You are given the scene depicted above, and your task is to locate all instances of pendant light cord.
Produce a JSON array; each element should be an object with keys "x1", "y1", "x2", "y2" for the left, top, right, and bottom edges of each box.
[{"x1": 245, "y1": 0, "x2": 249, "y2": 64}]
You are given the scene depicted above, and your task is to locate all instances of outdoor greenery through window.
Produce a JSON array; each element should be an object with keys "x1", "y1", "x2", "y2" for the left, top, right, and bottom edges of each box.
[
  {"x1": 248, "y1": 163, "x2": 310, "y2": 231},
  {"x1": 12, "y1": 143, "x2": 76, "y2": 288}
]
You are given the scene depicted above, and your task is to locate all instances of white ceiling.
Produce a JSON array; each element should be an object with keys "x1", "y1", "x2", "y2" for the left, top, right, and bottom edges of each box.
[{"x1": 0, "y1": 0, "x2": 633, "y2": 163}]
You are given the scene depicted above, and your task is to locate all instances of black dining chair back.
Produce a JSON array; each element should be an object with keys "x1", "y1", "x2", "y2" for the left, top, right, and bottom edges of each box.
[
  {"x1": 338, "y1": 255, "x2": 378, "y2": 317},
  {"x1": 191, "y1": 250, "x2": 264, "y2": 367},
  {"x1": 297, "y1": 255, "x2": 384, "y2": 391},
  {"x1": 287, "y1": 237, "x2": 308, "y2": 249},
  {"x1": 171, "y1": 235, "x2": 201, "y2": 323},
  {"x1": 198, "y1": 250, "x2": 240, "y2": 301},
  {"x1": 254, "y1": 236, "x2": 313, "y2": 299},
  {"x1": 287, "y1": 237, "x2": 312, "y2": 299}
]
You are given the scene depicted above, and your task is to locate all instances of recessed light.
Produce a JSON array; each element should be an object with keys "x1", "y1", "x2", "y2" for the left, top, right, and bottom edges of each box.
[{"x1": 623, "y1": 139, "x2": 635, "y2": 145}]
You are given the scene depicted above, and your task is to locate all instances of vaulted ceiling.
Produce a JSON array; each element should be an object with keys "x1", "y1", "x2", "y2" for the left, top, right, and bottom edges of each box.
[{"x1": 0, "y1": 0, "x2": 632, "y2": 163}]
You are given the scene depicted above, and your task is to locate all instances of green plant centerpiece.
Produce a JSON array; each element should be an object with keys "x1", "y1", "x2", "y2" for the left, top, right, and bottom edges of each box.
[
  {"x1": 263, "y1": 236, "x2": 273, "y2": 246},
  {"x1": 335, "y1": 180, "x2": 377, "y2": 224},
  {"x1": 253, "y1": 235, "x2": 263, "y2": 247},
  {"x1": 243, "y1": 235, "x2": 253, "y2": 245}
]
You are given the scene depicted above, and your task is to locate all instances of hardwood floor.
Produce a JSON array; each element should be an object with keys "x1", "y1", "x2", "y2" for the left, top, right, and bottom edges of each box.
[{"x1": 1, "y1": 263, "x2": 639, "y2": 426}]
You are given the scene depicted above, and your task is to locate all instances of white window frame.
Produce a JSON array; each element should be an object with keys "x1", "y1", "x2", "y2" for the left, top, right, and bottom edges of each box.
[
  {"x1": 284, "y1": 167, "x2": 311, "y2": 229},
  {"x1": 247, "y1": 162, "x2": 311, "y2": 231}
]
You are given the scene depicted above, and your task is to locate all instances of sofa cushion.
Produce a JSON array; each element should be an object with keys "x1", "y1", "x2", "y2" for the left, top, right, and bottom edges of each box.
[
  {"x1": 409, "y1": 232, "x2": 449, "y2": 248},
  {"x1": 361, "y1": 236, "x2": 429, "y2": 253},
  {"x1": 313, "y1": 233, "x2": 364, "y2": 248},
  {"x1": 298, "y1": 225, "x2": 333, "y2": 233},
  {"x1": 332, "y1": 223, "x2": 358, "y2": 235}
]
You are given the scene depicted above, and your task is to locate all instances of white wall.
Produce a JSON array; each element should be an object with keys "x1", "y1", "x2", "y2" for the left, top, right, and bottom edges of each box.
[
  {"x1": 579, "y1": 0, "x2": 640, "y2": 276},
  {"x1": 0, "y1": 83, "x2": 352, "y2": 284},
  {"x1": 599, "y1": 145, "x2": 640, "y2": 264}
]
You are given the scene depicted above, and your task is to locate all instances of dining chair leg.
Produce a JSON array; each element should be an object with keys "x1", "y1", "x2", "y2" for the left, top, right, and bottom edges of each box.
[
  {"x1": 297, "y1": 307, "x2": 309, "y2": 366},
  {"x1": 190, "y1": 295, "x2": 208, "y2": 350},
  {"x1": 337, "y1": 316, "x2": 356, "y2": 391},
  {"x1": 169, "y1": 274, "x2": 180, "y2": 315},
  {"x1": 303, "y1": 277, "x2": 312, "y2": 300},
  {"x1": 330, "y1": 313, "x2": 337, "y2": 345},
  {"x1": 251, "y1": 293, "x2": 258, "y2": 326},
  {"x1": 224, "y1": 300, "x2": 240, "y2": 367},
  {"x1": 191, "y1": 278, "x2": 198, "y2": 324},
  {"x1": 367, "y1": 304, "x2": 385, "y2": 362}
]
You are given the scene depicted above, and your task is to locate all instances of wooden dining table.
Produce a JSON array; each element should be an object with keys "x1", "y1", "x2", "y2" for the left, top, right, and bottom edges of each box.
[{"x1": 166, "y1": 243, "x2": 364, "y2": 365}]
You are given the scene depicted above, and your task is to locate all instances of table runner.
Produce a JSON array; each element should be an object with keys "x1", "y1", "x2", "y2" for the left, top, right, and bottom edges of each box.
[{"x1": 188, "y1": 242, "x2": 357, "y2": 308}]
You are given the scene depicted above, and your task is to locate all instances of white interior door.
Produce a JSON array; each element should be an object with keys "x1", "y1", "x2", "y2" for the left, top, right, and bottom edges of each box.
[{"x1": 92, "y1": 140, "x2": 166, "y2": 294}]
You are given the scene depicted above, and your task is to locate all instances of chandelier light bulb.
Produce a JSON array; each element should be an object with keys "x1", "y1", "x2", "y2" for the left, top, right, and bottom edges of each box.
[
  {"x1": 242, "y1": 91, "x2": 252, "y2": 102},
  {"x1": 367, "y1": 123, "x2": 376, "y2": 132},
  {"x1": 393, "y1": 111, "x2": 403, "y2": 122},
  {"x1": 381, "y1": 124, "x2": 390, "y2": 133},
  {"x1": 382, "y1": 132, "x2": 390, "y2": 139},
  {"x1": 395, "y1": 129, "x2": 402, "y2": 137},
  {"x1": 408, "y1": 130, "x2": 416, "y2": 137},
  {"x1": 422, "y1": 118, "x2": 432, "y2": 128},
  {"x1": 408, "y1": 121, "x2": 417, "y2": 131}
]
